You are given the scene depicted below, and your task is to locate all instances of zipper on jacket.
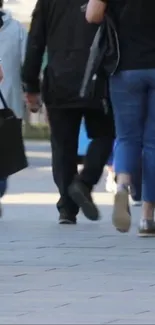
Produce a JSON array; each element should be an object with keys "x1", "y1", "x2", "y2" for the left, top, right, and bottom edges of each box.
[
  {"x1": 110, "y1": 28, "x2": 120, "y2": 76},
  {"x1": 109, "y1": 19, "x2": 120, "y2": 76}
]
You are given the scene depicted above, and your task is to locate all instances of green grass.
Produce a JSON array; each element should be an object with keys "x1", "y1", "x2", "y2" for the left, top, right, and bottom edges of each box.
[{"x1": 23, "y1": 123, "x2": 50, "y2": 141}]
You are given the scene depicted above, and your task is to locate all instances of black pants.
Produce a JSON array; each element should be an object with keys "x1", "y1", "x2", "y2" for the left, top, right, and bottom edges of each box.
[{"x1": 47, "y1": 107, "x2": 114, "y2": 216}]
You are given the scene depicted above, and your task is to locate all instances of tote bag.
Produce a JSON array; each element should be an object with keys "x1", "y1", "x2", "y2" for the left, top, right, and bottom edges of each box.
[{"x1": 0, "y1": 89, "x2": 28, "y2": 178}]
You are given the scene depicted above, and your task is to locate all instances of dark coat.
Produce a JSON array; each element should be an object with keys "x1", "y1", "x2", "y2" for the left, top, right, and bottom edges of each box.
[{"x1": 22, "y1": 0, "x2": 102, "y2": 108}]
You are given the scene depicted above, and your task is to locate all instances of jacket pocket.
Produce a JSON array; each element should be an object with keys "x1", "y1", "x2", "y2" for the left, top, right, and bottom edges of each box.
[{"x1": 47, "y1": 50, "x2": 89, "y2": 103}]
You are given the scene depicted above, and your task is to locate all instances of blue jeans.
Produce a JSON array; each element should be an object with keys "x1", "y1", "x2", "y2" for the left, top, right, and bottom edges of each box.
[
  {"x1": 107, "y1": 139, "x2": 142, "y2": 201},
  {"x1": 110, "y1": 69, "x2": 155, "y2": 202},
  {"x1": 0, "y1": 178, "x2": 7, "y2": 198}
]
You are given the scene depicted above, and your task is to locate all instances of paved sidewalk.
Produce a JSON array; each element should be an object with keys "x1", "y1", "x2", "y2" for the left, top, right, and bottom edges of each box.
[{"x1": 0, "y1": 142, "x2": 155, "y2": 324}]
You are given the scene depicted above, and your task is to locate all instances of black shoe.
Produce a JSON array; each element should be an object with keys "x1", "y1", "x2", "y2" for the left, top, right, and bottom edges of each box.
[
  {"x1": 59, "y1": 213, "x2": 77, "y2": 225},
  {"x1": 69, "y1": 180, "x2": 100, "y2": 221},
  {"x1": 138, "y1": 219, "x2": 155, "y2": 237}
]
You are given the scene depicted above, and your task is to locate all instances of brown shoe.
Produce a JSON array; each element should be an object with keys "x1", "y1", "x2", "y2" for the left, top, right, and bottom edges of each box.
[{"x1": 112, "y1": 186, "x2": 131, "y2": 233}]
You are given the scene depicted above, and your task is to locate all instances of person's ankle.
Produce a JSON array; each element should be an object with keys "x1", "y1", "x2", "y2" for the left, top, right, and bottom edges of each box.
[
  {"x1": 117, "y1": 183, "x2": 129, "y2": 192},
  {"x1": 117, "y1": 173, "x2": 130, "y2": 184},
  {"x1": 142, "y1": 202, "x2": 154, "y2": 221},
  {"x1": 142, "y1": 215, "x2": 154, "y2": 221}
]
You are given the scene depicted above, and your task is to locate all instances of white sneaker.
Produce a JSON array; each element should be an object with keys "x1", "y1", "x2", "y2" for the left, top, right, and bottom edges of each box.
[
  {"x1": 105, "y1": 173, "x2": 117, "y2": 193},
  {"x1": 132, "y1": 200, "x2": 142, "y2": 207}
]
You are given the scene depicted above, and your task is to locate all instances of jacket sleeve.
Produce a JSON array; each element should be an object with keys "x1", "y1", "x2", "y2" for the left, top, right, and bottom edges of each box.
[{"x1": 22, "y1": 0, "x2": 48, "y2": 93}]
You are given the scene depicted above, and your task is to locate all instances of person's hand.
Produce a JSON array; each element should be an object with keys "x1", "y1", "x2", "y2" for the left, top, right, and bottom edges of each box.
[
  {"x1": 25, "y1": 93, "x2": 42, "y2": 113},
  {"x1": 0, "y1": 65, "x2": 3, "y2": 82},
  {"x1": 86, "y1": 0, "x2": 107, "y2": 24}
]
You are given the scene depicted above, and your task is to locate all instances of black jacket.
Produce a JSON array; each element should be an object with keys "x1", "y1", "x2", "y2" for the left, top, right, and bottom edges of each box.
[{"x1": 22, "y1": 0, "x2": 105, "y2": 108}]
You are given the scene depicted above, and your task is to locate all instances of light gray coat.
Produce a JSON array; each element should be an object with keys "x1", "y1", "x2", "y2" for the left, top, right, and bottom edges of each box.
[{"x1": 0, "y1": 10, "x2": 27, "y2": 118}]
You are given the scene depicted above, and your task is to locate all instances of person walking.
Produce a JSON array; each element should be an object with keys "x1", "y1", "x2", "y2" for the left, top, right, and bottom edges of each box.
[
  {"x1": 0, "y1": 0, "x2": 27, "y2": 216},
  {"x1": 22, "y1": 0, "x2": 115, "y2": 225},
  {"x1": 86, "y1": 0, "x2": 155, "y2": 236}
]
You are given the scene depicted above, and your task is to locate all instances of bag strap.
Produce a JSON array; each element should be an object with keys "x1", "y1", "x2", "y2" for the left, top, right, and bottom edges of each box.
[{"x1": 0, "y1": 89, "x2": 9, "y2": 109}]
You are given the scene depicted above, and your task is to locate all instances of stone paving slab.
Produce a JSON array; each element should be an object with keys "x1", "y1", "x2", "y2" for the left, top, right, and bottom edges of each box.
[{"x1": 0, "y1": 143, "x2": 155, "y2": 324}]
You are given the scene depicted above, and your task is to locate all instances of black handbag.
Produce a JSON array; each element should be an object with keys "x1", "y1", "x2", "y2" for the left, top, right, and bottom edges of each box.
[
  {"x1": 0, "y1": 89, "x2": 28, "y2": 178},
  {"x1": 80, "y1": 14, "x2": 120, "y2": 100}
]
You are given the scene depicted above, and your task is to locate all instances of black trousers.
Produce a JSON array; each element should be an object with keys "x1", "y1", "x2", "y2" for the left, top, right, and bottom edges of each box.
[{"x1": 47, "y1": 107, "x2": 114, "y2": 216}]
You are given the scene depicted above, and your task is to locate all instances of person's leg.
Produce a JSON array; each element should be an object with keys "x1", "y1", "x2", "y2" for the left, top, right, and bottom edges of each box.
[
  {"x1": 107, "y1": 151, "x2": 114, "y2": 168},
  {"x1": 105, "y1": 142, "x2": 117, "y2": 193},
  {"x1": 0, "y1": 177, "x2": 8, "y2": 217},
  {"x1": 114, "y1": 140, "x2": 142, "y2": 204},
  {"x1": 47, "y1": 107, "x2": 81, "y2": 224},
  {"x1": 0, "y1": 178, "x2": 7, "y2": 197},
  {"x1": 130, "y1": 166, "x2": 142, "y2": 205},
  {"x1": 139, "y1": 70, "x2": 155, "y2": 236},
  {"x1": 110, "y1": 70, "x2": 146, "y2": 232},
  {"x1": 80, "y1": 137, "x2": 113, "y2": 187},
  {"x1": 69, "y1": 107, "x2": 114, "y2": 221}
]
